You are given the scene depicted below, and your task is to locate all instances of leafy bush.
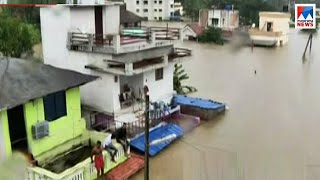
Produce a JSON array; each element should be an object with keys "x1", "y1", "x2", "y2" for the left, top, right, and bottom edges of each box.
[{"x1": 198, "y1": 27, "x2": 224, "y2": 45}]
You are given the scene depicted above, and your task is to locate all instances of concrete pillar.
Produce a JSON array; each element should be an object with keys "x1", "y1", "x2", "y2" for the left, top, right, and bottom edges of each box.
[
  {"x1": 151, "y1": 32, "x2": 156, "y2": 45},
  {"x1": 113, "y1": 35, "x2": 121, "y2": 53},
  {"x1": 163, "y1": 55, "x2": 168, "y2": 65},
  {"x1": 125, "y1": 63, "x2": 133, "y2": 74},
  {"x1": 179, "y1": 28, "x2": 184, "y2": 42}
]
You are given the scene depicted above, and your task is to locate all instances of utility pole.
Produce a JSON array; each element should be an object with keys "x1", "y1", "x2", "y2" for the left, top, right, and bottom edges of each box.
[
  {"x1": 144, "y1": 85, "x2": 150, "y2": 180},
  {"x1": 302, "y1": 33, "x2": 313, "y2": 59}
]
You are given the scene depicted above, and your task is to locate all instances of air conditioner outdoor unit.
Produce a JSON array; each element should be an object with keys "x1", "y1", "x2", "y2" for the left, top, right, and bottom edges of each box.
[{"x1": 32, "y1": 121, "x2": 49, "y2": 140}]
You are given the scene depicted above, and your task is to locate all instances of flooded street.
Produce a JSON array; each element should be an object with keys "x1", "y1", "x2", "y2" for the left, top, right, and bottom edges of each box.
[{"x1": 131, "y1": 29, "x2": 320, "y2": 180}]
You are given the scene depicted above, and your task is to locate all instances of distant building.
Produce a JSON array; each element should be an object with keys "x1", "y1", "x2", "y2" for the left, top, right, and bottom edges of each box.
[
  {"x1": 182, "y1": 23, "x2": 203, "y2": 40},
  {"x1": 124, "y1": 0, "x2": 175, "y2": 21},
  {"x1": 0, "y1": 0, "x2": 7, "y2": 4},
  {"x1": 199, "y1": 8, "x2": 239, "y2": 31},
  {"x1": 249, "y1": 12, "x2": 291, "y2": 47},
  {"x1": 173, "y1": 2, "x2": 183, "y2": 16}
]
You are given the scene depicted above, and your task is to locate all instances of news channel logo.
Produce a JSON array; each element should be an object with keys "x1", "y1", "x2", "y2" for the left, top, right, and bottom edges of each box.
[{"x1": 295, "y1": 4, "x2": 316, "y2": 29}]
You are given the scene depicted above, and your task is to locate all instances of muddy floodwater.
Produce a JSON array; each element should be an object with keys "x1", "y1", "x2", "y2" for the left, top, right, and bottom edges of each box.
[{"x1": 131, "y1": 29, "x2": 320, "y2": 180}]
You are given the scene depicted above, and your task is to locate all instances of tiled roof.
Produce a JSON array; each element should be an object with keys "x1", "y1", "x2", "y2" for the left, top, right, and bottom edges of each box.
[{"x1": 186, "y1": 23, "x2": 203, "y2": 36}]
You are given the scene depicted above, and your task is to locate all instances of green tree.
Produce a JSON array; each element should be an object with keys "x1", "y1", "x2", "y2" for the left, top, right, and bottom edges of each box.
[
  {"x1": 182, "y1": 0, "x2": 211, "y2": 21},
  {"x1": 198, "y1": 27, "x2": 224, "y2": 45},
  {"x1": 0, "y1": 13, "x2": 40, "y2": 57},
  {"x1": 174, "y1": 64, "x2": 197, "y2": 95},
  {"x1": 216, "y1": 0, "x2": 276, "y2": 25}
]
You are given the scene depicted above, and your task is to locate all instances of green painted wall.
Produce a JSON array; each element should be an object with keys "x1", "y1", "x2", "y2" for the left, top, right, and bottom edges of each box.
[
  {"x1": 0, "y1": 110, "x2": 12, "y2": 157},
  {"x1": 24, "y1": 87, "x2": 85, "y2": 157},
  {"x1": 0, "y1": 87, "x2": 85, "y2": 158}
]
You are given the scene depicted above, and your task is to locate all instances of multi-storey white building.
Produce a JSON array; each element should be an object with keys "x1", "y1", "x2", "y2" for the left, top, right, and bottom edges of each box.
[
  {"x1": 40, "y1": 1, "x2": 188, "y2": 125},
  {"x1": 124, "y1": 0, "x2": 175, "y2": 21}
]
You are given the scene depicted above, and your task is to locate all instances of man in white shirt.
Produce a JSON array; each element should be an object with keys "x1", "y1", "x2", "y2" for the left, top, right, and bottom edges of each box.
[{"x1": 103, "y1": 134, "x2": 118, "y2": 162}]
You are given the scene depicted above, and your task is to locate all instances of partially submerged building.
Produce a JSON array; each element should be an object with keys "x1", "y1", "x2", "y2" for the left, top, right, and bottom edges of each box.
[
  {"x1": 0, "y1": 57, "x2": 143, "y2": 179},
  {"x1": 249, "y1": 12, "x2": 291, "y2": 47},
  {"x1": 40, "y1": 1, "x2": 190, "y2": 133},
  {"x1": 199, "y1": 8, "x2": 239, "y2": 31},
  {"x1": 182, "y1": 23, "x2": 203, "y2": 40}
]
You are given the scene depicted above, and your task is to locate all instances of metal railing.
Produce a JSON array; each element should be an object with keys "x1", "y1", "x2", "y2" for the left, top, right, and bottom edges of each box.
[
  {"x1": 67, "y1": 32, "x2": 173, "y2": 54},
  {"x1": 88, "y1": 100, "x2": 176, "y2": 138}
]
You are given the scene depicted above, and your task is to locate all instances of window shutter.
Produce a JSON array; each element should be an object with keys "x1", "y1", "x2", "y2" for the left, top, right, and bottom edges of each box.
[
  {"x1": 55, "y1": 91, "x2": 67, "y2": 118},
  {"x1": 44, "y1": 94, "x2": 56, "y2": 121}
]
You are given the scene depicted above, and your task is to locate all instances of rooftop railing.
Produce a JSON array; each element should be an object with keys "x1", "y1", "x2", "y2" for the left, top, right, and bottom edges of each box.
[
  {"x1": 67, "y1": 32, "x2": 173, "y2": 54},
  {"x1": 248, "y1": 29, "x2": 282, "y2": 37}
]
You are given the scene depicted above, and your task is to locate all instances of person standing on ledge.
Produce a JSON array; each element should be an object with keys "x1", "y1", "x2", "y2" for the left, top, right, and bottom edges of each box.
[{"x1": 91, "y1": 140, "x2": 105, "y2": 180}]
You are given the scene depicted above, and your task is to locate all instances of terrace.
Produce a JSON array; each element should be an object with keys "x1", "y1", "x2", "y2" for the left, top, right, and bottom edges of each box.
[
  {"x1": 248, "y1": 28, "x2": 282, "y2": 37},
  {"x1": 84, "y1": 47, "x2": 191, "y2": 76},
  {"x1": 67, "y1": 31, "x2": 174, "y2": 55},
  {"x1": 26, "y1": 130, "x2": 129, "y2": 180}
]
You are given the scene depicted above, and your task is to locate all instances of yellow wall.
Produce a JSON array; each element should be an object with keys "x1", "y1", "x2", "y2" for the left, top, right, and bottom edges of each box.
[
  {"x1": 0, "y1": 111, "x2": 12, "y2": 157},
  {"x1": 23, "y1": 87, "x2": 85, "y2": 157}
]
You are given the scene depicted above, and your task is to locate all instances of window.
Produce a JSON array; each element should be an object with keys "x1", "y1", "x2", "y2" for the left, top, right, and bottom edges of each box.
[
  {"x1": 136, "y1": 9, "x2": 140, "y2": 13},
  {"x1": 143, "y1": 0, "x2": 148, "y2": 4},
  {"x1": 154, "y1": 9, "x2": 157, "y2": 12},
  {"x1": 170, "y1": 4, "x2": 173, "y2": 8},
  {"x1": 267, "y1": 22, "x2": 273, "y2": 32},
  {"x1": 212, "y1": 18, "x2": 219, "y2": 27},
  {"x1": 136, "y1": 0, "x2": 139, "y2": 4},
  {"x1": 170, "y1": 12, "x2": 173, "y2": 16},
  {"x1": 44, "y1": 91, "x2": 67, "y2": 122},
  {"x1": 144, "y1": 9, "x2": 148, "y2": 12},
  {"x1": 154, "y1": 17, "x2": 157, "y2": 20},
  {"x1": 154, "y1": 0, "x2": 157, "y2": 3},
  {"x1": 159, "y1": 0, "x2": 162, "y2": 4},
  {"x1": 159, "y1": 9, "x2": 162, "y2": 12},
  {"x1": 155, "y1": 68, "x2": 164, "y2": 80},
  {"x1": 159, "y1": 17, "x2": 163, "y2": 21}
]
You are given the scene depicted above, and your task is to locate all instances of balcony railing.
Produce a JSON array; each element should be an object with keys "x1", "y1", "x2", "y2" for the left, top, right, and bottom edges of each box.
[
  {"x1": 248, "y1": 29, "x2": 282, "y2": 37},
  {"x1": 67, "y1": 32, "x2": 173, "y2": 54},
  {"x1": 25, "y1": 131, "x2": 128, "y2": 180}
]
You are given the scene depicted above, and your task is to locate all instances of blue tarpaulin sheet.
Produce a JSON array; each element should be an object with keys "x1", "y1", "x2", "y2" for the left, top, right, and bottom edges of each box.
[
  {"x1": 172, "y1": 95, "x2": 226, "y2": 110},
  {"x1": 129, "y1": 123, "x2": 183, "y2": 157}
]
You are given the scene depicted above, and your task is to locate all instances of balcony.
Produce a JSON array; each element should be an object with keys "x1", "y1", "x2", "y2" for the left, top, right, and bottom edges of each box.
[
  {"x1": 66, "y1": 32, "x2": 173, "y2": 55},
  {"x1": 248, "y1": 28, "x2": 282, "y2": 37},
  {"x1": 25, "y1": 130, "x2": 129, "y2": 180},
  {"x1": 84, "y1": 47, "x2": 191, "y2": 76}
]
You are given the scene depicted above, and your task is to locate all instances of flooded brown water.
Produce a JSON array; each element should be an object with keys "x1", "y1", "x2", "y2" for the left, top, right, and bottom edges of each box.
[{"x1": 131, "y1": 29, "x2": 320, "y2": 180}]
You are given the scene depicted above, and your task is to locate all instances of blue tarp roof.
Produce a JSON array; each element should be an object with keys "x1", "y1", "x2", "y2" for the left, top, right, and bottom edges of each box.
[
  {"x1": 172, "y1": 95, "x2": 226, "y2": 110},
  {"x1": 129, "y1": 123, "x2": 183, "y2": 157}
]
